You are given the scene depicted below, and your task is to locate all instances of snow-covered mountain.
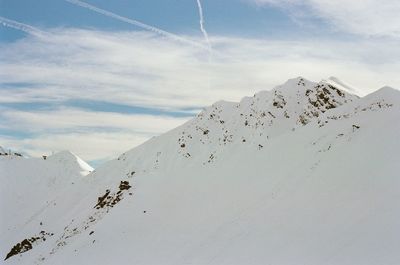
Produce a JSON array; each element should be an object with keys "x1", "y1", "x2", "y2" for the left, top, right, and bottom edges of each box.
[{"x1": 1, "y1": 77, "x2": 399, "y2": 265}]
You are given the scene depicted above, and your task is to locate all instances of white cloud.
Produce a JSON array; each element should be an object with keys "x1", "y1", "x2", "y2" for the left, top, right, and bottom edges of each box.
[
  {"x1": 1, "y1": 29, "x2": 399, "y2": 108},
  {"x1": 252, "y1": 0, "x2": 400, "y2": 38},
  {"x1": 0, "y1": 108, "x2": 189, "y2": 134}
]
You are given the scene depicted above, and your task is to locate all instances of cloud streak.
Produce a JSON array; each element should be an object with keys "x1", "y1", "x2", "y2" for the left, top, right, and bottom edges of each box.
[
  {"x1": 65, "y1": 0, "x2": 208, "y2": 50},
  {"x1": 0, "y1": 16, "x2": 46, "y2": 37},
  {"x1": 1, "y1": 107, "x2": 189, "y2": 134},
  {"x1": 196, "y1": 0, "x2": 212, "y2": 54}
]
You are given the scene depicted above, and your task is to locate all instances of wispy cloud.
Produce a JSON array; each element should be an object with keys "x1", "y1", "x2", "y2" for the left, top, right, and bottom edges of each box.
[
  {"x1": 252, "y1": 0, "x2": 400, "y2": 38},
  {"x1": 0, "y1": 107, "x2": 189, "y2": 134},
  {"x1": 1, "y1": 29, "x2": 398, "y2": 107}
]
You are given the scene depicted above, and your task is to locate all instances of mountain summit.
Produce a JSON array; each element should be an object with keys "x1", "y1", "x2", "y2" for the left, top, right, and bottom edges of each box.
[{"x1": 1, "y1": 77, "x2": 399, "y2": 265}]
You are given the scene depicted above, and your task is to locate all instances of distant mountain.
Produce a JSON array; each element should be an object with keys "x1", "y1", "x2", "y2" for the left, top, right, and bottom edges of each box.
[{"x1": 1, "y1": 77, "x2": 399, "y2": 265}]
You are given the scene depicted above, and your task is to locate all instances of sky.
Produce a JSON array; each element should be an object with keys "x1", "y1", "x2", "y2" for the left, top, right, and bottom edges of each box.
[{"x1": 1, "y1": 0, "x2": 399, "y2": 165}]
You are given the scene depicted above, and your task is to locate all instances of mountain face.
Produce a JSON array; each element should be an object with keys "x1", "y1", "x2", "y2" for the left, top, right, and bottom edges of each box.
[{"x1": 1, "y1": 77, "x2": 399, "y2": 265}]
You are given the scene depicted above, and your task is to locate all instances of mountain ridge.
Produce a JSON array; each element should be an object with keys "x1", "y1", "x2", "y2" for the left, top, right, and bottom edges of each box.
[{"x1": 1, "y1": 77, "x2": 400, "y2": 265}]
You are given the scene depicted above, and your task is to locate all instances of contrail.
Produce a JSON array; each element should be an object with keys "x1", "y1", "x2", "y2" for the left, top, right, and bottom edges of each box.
[
  {"x1": 196, "y1": 0, "x2": 212, "y2": 53},
  {"x1": 0, "y1": 16, "x2": 46, "y2": 37},
  {"x1": 65, "y1": 0, "x2": 208, "y2": 50}
]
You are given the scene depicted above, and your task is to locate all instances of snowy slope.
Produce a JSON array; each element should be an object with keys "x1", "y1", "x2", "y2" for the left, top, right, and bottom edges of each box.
[
  {"x1": 2, "y1": 77, "x2": 399, "y2": 265},
  {"x1": 0, "y1": 151, "x2": 93, "y2": 261}
]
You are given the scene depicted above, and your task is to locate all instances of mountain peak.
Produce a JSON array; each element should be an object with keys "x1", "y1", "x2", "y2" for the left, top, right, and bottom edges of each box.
[
  {"x1": 275, "y1": 76, "x2": 314, "y2": 90},
  {"x1": 361, "y1": 85, "x2": 400, "y2": 106},
  {"x1": 47, "y1": 150, "x2": 93, "y2": 176},
  {"x1": 375, "y1": 85, "x2": 399, "y2": 95}
]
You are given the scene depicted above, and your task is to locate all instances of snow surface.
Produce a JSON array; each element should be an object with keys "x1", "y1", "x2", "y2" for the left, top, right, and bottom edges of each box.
[{"x1": 1, "y1": 77, "x2": 399, "y2": 265}]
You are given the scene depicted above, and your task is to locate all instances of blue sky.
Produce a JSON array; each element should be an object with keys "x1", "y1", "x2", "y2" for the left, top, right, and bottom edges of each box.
[
  {"x1": 1, "y1": 0, "x2": 399, "y2": 165},
  {"x1": 0, "y1": 0, "x2": 321, "y2": 40}
]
